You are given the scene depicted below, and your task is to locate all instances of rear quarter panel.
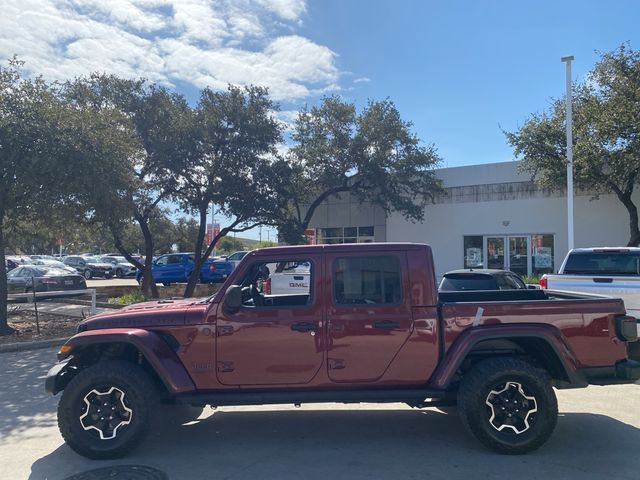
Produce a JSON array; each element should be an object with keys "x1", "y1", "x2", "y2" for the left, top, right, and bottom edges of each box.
[{"x1": 440, "y1": 297, "x2": 628, "y2": 368}]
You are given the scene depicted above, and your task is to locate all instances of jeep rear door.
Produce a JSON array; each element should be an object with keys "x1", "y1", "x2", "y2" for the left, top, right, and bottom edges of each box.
[{"x1": 325, "y1": 250, "x2": 413, "y2": 382}]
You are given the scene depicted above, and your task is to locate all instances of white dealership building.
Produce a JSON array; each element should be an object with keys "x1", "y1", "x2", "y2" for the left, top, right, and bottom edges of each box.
[{"x1": 305, "y1": 161, "x2": 639, "y2": 279}]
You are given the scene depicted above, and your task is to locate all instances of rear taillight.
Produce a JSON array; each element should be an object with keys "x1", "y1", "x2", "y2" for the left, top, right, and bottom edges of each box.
[
  {"x1": 539, "y1": 275, "x2": 548, "y2": 289},
  {"x1": 615, "y1": 315, "x2": 639, "y2": 342},
  {"x1": 264, "y1": 278, "x2": 271, "y2": 295},
  {"x1": 209, "y1": 263, "x2": 216, "y2": 273}
]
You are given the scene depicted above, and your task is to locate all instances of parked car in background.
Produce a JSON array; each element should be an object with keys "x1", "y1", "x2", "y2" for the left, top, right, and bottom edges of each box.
[
  {"x1": 31, "y1": 258, "x2": 75, "y2": 271},
  {"x1": 439, "y1": 269, "x2": 529, "y2": 291},
  {"x1": 30, "y1": 255, "x2": 57, "y2": 261},
  {"x1": 64, "y1": 256, "x2": 113, "y2": 279},
  {"x1": 540, "y1": 247, "x2": 640, "y2": 317},
  {"x1": 7, "y1": 265, "x2": 87, "y2": 293},
  {"x1": 135, "y1": 253, "x2": 233, "y2": 285},
  {"x1": 100, "y1": 256, "x2": 137, "y2": 278},
  {"x1": 225, "y1": 251, "x2": 249, "y2": 269}
]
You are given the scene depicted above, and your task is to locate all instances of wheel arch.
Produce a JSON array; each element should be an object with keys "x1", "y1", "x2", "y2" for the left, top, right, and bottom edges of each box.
[
  {"x1": 429, "y1": 324, "x2": 587, "y2": 390},
  {"x1": 47, "y1": 329, "x2": 195, "y2": 396}
]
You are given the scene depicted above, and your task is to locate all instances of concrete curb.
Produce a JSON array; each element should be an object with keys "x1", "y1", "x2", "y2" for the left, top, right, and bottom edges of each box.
[{"x1": 0, "y1": 337, "x2": 67, "y2": 354}]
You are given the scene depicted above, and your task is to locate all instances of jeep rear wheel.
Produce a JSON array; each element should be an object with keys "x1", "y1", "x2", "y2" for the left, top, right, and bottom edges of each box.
[
  {"x1": 457, "y1": 357, "x2": 557, "y2": 454},
  {"x1": 57, "y1": 360, "x2": 158, "y2": 459}
]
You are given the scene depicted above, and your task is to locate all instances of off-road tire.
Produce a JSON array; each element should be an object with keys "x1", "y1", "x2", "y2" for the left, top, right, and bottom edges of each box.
[
  {"x1": 58, "y1": 360, "x2": 158, "y2": 459},
  {"x1": 457, "y1": 357, "x2": 557, "y2": 454},
  {"x1": 83, "y1": 269, "x2": 93, "y2": 280}
]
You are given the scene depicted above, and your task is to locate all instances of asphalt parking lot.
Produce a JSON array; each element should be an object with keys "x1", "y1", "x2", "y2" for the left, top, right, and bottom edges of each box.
[{"x1": 1, "y1": 347, "x2": 638, "y2": 480}]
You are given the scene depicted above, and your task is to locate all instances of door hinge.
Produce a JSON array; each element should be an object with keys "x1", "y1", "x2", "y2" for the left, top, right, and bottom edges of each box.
[
  {"x1": 217, "y1": 361, "x2": 234, "y2": 373},
  {"x1": 328, "y1": 358, "x2": 345, "y2": 370}
]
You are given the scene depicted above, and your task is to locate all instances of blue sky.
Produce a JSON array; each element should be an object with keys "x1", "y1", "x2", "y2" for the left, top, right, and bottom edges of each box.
[
  {"x1": 2, "y1": 0, "x2": 639, "y2": 239},
  {"x1": 298, "y1": 0, "x2": 640, "y2": 167}
]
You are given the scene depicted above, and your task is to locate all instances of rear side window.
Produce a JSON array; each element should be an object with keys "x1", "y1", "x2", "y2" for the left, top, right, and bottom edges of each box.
[
  {"x1": 333, "y1": 256, "x2": 402, "y2": 305},
  {"x1": 439, "y1": 274, "x2": 497, "y2": 291},
  {"x1": 563, "y1": 252, "x2": 640, "y2": 275}
]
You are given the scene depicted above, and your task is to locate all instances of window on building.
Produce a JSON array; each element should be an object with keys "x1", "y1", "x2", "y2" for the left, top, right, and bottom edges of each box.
[
  {"x1": 531, "y1": 234, "x2": 554, "y2": 275},
  {"x1": 463, "y1": 236, "x2": 484, "y2": 268},
  {"x1": 333, "y1": 256, "x2": 402, "y2": 305},
  {"x1": 318, "y1": 226, "x2": 375, "y2": 244},
  {"x1": 462, "y1": 234, "x2": 555, "y2": 276}
]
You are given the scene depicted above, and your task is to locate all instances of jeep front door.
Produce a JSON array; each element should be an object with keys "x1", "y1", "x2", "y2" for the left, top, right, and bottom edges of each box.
[{"x1": 215, "y1": 254, "x2": 324, "y2": 386}]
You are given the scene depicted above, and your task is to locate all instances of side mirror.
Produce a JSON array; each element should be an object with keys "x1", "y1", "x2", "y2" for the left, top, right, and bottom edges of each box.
[{"x1": 223, "y1": 285, "x2": 242, "y2": 313}]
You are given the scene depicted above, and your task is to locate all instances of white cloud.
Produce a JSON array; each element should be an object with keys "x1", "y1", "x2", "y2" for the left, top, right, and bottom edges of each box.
[
  {"x1": 354, "y1": 76, "x2": 371, "y2": 83},
  {"x1": 0, "y1": 0, "x2": 339, "y2": 101}
]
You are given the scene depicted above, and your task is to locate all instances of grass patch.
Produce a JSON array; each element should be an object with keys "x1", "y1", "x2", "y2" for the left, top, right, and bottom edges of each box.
[{"x1": 108, "y1": 290, "x2": 147, "y2": 305}]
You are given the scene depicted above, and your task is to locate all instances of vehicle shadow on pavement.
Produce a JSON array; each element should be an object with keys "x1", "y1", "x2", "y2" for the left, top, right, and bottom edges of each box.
[
  {"x1": 0, "y1": 348, "x2": 59, "y2": 440},
  {"x1": 29, "y1": 407, "x2": 640, "y2": 480}
]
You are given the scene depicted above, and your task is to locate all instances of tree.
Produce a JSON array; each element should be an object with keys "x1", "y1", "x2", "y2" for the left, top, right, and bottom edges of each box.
[
  {"x1": 280, "y1": 96, "x2": 443, "y2": 243},
  {"x1": 218, "y1": 237, "x2": 245, "y2": 253},
  {"x1": 0, "y1": 59, "x2": 130, "y2": 334},
  {"x1": 170, "y1": 85, "x2": 287, "y2": 297},
  {"x1": 506, "y1": 44, "x2": 640, "y2": 246},
  {"x1": 64, "y1": 74, "x2": 190, "y2": 296}
]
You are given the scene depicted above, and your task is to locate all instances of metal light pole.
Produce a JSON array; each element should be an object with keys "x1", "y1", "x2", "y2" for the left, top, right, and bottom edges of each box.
[{"x1": 561, "y1": 55, "x2": 575, "y2": 251}]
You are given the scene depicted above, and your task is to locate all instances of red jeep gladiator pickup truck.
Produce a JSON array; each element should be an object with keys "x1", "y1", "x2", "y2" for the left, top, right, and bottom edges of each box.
[{"x1": 45, "y1": 243, "x2": 640, "y2": 458}]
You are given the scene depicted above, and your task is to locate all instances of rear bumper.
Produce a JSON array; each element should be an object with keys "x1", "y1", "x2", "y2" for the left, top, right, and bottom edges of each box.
[{"x1": 615, "y1": 359, "x2": 640, "y2": 381}]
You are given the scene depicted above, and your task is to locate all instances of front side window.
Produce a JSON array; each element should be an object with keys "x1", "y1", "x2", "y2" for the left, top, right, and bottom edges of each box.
[
  {"x1": 238, "y1": 259, "x2": 313, "y2": 308},
  {"x1": 155, "y1": 256, "x2": 169, "y2": 265},
  {"x1": 333, "y1": 256, "x2": 402, "y2": 305}
]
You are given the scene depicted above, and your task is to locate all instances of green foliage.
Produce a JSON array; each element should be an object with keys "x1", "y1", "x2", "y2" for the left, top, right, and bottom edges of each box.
[
  {"x1": 218, "y1": 237, "x2": 245, "y2": 253},
  {"x1": 521, "y1": 275, "x2": 541, "y2": 285},
  {"x1": 170, "y1": 85, "x2": 288, "y2": 297},
  {"x1": 280, "y1": 96, "x2": 443, "y2": 243},
  {"x1": 506, "y1": 43, "x2": 640, "y2": 245},
  {"x1": 108, "y1": 290, "x2": 147, "y2": 305}
]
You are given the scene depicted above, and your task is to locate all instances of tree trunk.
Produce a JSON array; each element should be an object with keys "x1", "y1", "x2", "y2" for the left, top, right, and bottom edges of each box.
[
  {"x1": 184, "y1": 205, "x2": 209, "y2": 298},
  {"x1": 614, "y1": 191, "x2": 640, "y2": 247},
  {"x1": 137, "y1": 216, "x2": 159, "y2": 298},
  {"x1": 0, "y1": 209, "x2": 16, "y2": 335}
]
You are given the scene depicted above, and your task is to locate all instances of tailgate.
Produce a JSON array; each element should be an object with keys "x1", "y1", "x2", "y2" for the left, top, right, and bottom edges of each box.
[{"x1": 546, "y1": 274, "x2": 640, "y2": 316}]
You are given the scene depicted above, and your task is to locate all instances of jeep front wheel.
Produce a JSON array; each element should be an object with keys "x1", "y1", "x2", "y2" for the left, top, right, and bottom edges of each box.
[
  {"x1": 457, "y1": 357, "x2": 557, "y2": 454},
  {"x1": 57, "y1": 360, "x2": 158, "y2": 459}
]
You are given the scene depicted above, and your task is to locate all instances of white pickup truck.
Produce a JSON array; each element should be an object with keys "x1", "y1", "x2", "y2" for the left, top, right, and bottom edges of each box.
[
  {"x1": 262, "y1": 260, "x2": 311, "y2": 295},
  {"x1": 540, "y1": 247, "x2": 640, "y2": 317}
]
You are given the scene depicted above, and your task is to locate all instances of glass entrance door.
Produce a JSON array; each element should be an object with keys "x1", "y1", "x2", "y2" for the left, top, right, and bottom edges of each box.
[
  {"x1": 508, "y1": 236, "x2": 529, "y2": 275},
  {"x1": 486, "y1": 237, "x2": 505, "y2": 269}
]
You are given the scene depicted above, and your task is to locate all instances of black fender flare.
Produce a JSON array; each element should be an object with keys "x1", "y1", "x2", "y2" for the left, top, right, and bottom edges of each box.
[
  {"x1": 46, "y1": 328, "x2": 195, "y2": 395},
  {"x1": 428, "y1": 323, "x2": 587, "y2": 390}
]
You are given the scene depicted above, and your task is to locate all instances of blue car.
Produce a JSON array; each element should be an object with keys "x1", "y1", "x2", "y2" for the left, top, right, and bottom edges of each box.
[{"x1": 136, "y1": 253, "x2": 233, "y2": 286}]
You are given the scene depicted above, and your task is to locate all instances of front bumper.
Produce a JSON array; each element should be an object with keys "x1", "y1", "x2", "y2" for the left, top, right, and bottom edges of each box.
[{"x1": 45, "y1": 359, "x2": 71, "y2": 395}]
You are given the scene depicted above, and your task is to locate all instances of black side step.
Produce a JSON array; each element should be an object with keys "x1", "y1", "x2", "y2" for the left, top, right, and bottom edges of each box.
[{"x1": 175, "y1": 387, "x2": 448, "y2": 408}]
